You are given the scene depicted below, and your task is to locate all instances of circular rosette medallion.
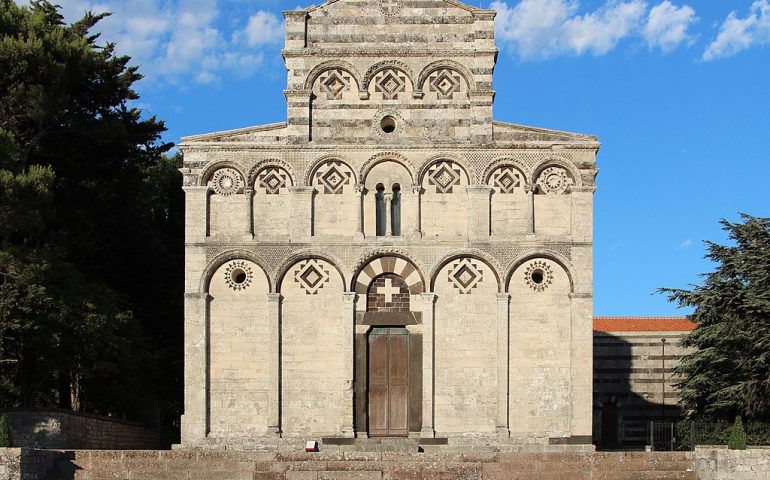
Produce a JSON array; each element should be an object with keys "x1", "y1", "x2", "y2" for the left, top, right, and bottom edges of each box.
[
  {"x1": 524, "y1": 260, "x2": 553, "y2": 292},
  {"x1": 212, "y1": 168, "x2": 244, "y2": 196}
]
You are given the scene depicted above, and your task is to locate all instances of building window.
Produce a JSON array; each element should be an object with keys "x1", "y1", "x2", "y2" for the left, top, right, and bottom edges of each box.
[
  {"x1": 375, "y1": 183, "x2": 386, "y2": 236},
  {"x1": 391, "y1": 184, "x2": 401, "y2": 236}
]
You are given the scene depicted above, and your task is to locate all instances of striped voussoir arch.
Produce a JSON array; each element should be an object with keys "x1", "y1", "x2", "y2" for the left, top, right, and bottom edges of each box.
[{"x1": 354, "y1": 256, "x2": 424, "y2": 295}]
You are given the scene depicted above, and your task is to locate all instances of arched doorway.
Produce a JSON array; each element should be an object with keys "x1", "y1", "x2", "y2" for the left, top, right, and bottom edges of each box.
[{"x1": 601, "y1": 400, "x2": 619, "y2": 447}]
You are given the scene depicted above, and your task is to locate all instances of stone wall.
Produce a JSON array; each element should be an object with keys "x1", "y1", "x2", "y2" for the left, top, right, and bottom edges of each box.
[
  {"x1": 3, "y1": 410, "x2": 159, "y2": 449},
  {"x1": 694, "y1": 448, "x2": 770, "y2": 480},
  {"x1": 0, "y1": 448, "x2": 65, "y2": 480}
]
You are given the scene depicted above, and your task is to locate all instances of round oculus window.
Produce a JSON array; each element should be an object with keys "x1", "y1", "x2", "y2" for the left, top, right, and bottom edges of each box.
[{"x1": 380, "y1": 116, "x2": 397, "y2": 134}]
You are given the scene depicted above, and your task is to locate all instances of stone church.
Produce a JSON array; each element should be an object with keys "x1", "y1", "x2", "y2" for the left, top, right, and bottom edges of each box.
[{"x1": 179, "y1": 0, "x2": 599, "y2": 448}]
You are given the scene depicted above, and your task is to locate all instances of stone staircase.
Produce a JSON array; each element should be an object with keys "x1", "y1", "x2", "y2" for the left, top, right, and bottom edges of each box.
[{"x1": 45, "y1": 450, "x2": 697, "y2": 480}]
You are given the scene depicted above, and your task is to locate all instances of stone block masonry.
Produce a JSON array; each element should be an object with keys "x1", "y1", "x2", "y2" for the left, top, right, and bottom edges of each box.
[{"x1": 3, "y1": 409, "x2": 160, "y2": 450}]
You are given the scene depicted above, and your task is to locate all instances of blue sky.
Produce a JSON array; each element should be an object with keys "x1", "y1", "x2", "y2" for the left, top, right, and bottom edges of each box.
[{"x1": 53, "y1": 0, "x2": 770, "y2": 316}]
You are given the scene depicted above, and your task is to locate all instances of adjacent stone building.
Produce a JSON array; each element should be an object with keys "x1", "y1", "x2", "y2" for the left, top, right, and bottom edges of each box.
[
  {"x1": 178, "y1": 0, "x2": 600, "y2": 448},
  {"x1": 593, "y1": 317, "x2": 696, "y2": 447}
]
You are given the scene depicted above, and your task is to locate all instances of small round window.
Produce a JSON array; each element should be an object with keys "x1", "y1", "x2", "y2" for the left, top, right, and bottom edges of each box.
[
  {"x1": 530, "y1": 269, "x2": 544, "y2": 285},
  {"x1": 380, "y1": 116, "x2": 397, "y2": 134},
  {"x1": 231, "y1": 268, "x2": 247, "y2": 285},
  {"x1": 524, "y1": 260, "x2": 553, "y2": 292},
  {"x1": 224, "y1": 261, "x2": 253, "y2": 291}
]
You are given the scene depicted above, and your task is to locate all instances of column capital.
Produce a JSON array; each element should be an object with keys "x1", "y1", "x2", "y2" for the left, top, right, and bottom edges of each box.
[
  {"x1": 525, "y1": 183, "x2": 537, "y2": 194},
  {"x1": 342, "y1": 292, "x2": 358, "y2": 305},
  {"x1": 570, "y1": 186, "x2": 596, "y2": 194},
  {"x1": 411, "y1": 185, "x2": 423, "y2": 195},
  {"x1": 267, "y1": 292, "x2": 283, "y2": 302},
  {"x1": 354, "y1": 184, "x2": 366, "y2": 195},
  {"x1": 184, "y1": 292, "x2": 211, "y2": 301},
  {"x1": 182, "y1": 185, "x2": 212, "y2": 194},
  {"x1": 496, "y1": 292, "x2": 511, "y2": 303},
  {"x1": 420, "y1": 292, "x2": 437, "y2": 305}
]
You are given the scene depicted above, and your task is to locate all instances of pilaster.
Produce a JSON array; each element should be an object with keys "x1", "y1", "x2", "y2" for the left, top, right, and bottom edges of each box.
[
  {"x1": 181, "y1": 292, "x2": 210, "y2": 444},
  {"x1": 266, "y1": 293, "x2": 282, "y2": 435},
  {"x1": 466, "y1": 185, "x2": 492, "y2": 240},
  {"x1": 496, "y1": 292, "x2": 511, "y2": 439},
  {"x1": 341, "y1": 293, "x2": 357, "y2": 437},
  {"x1": 182, "y1": 186, "x2": 211, "y2": 243},
  {"x1": 289, "y1": 186, "x2": 315, "y2": 241},
  {"x1": 420, "y1": 293, "x2": 437, "y2": 438}
]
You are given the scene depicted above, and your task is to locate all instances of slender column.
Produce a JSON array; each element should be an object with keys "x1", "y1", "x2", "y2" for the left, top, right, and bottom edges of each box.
[
  {"x1": 354, "y1": 185, "x2": 365, "y2": 239},
  {"x1": 182, "y1": 185, "x2": 211, "y2": 243},
  {"x1": 341, "y1": 293, "x2": 357, "y2": 437},
  {"x1": 411, "y1": 185, "x2": 423, "y2": 238},
  {"x1": 525, "y1": 183, "x2": 536, "y2": 235},
  {"x1": 266, "y1": 293, "x2": 282, "y2": 435},
  {"x1": 496, "y1": 292, "x2": 511, "y2": 439},
  {"x1": 181, "y1": 292, "x2": 210, "y2": 444},
  {"x1": 384, "y1": 193, "x2": 393, "y2": 237},
  {"x1": 244, "y1": 187, "x2": 255, "y2": 238},
  {"x1": 420, "y1": 293, "x2": 437, "y2": 438}
]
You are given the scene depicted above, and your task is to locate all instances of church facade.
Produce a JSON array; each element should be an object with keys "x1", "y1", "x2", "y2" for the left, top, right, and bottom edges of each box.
[{"x1": 179, "y1": 0, "x2": 599, "y2": 448}]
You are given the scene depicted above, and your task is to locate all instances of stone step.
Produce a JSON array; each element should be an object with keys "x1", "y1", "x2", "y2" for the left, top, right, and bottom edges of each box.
[{"x1": 46, "y1": 450, "x2": 697, "y2": 480}]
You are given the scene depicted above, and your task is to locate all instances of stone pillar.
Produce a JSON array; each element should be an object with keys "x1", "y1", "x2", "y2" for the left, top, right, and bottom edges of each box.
[
  {"x1": 181, "y1": 292, "x2": 210, "y2": 444},
  {"x1": 284, "y1": 89, "x2": 311, "y2": 144},
  {"x1": 420, "y1": 293, "x2": 437, "y2": 438},
  {"x1": 341, "y1": 293, "x2": 357, "y2": 437},
  {"x1": 570, "y1": 186, "x2": 595, "y2": 243},
  {"x1": 411, "y1": 185, "x2": 423, "y2": 238},
  {"x1": 466, "y1": 186, "x2": 492, "y2": 240},
  {"x1": 384, "y1": 192, "x2": 393, "y2": 237},
  {"x1": 266, "y1": 293, "x2": 282, "y2": 435},
  {"x1": 289, "y1": 186, "x2": 315, "y2": 241},
  {"x1": 354, "y1": 185, "x2": 365, "y2": 239},
  {"x1": 525, "y1": 183, "x2": 536, "y2": 235},
  {"x1": 182, "y1": 185, "x2": 211, "y2": 243},
  {"x1": 496, "y1": 292, "x2": 511, "y2": 439},
  {"x1": 570, "y1": 292, "x2": 594, "y2": 441},
  {"x1": 244, "y1": 187, "x2": 255, "y2": 238}
]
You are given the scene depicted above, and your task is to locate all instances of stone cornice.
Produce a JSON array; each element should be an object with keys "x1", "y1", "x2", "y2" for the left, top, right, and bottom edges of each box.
[
  {"x1": 282, "y1": 48, "x2": 497, "y2": 58},
  {"x1": 179, "y1": 142, "x2": 602, "y2": 152}
]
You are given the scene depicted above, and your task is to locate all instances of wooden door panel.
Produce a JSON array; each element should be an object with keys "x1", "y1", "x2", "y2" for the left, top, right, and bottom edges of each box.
[{"x1": 368, "y1": 328, "x2": 409, "y2": 437}]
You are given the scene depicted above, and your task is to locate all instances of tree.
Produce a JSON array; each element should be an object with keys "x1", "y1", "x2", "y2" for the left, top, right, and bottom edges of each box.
[
  {"x1": 660, "y1": 214, "x2": 770, "y2": 421},
  {"x1": 0, "y1": 0, "x2": 182, "y2": 425},
  {"x1": 0, "y1": 413, "x2": 11, "y2": 447},
  {"x1": 728, "y1": 416, "x2": 747, "y2": 450}
]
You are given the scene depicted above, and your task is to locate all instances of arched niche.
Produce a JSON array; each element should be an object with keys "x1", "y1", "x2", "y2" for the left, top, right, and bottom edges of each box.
[
  {"x1": 206, "y1": 166, "x2": 248, "y2": 238},
  {"x1": 485, "y1": 163, "x2": 528, "y2": 237},
  {"x1": 307, "y1": 158, "x2": 358, "y2": 237},
  {"x1": 207, "y1": 259, "x2": 271, "y2": 437},
  {"x1": 278, "y1": 257, "x2": 347, "y2": 435},
  {"x1": 419, "y1": 159, "x2": 470, "y2": 238},
  {"x1": 250, "y1": 162, "x2": 295, "y2": 239}
]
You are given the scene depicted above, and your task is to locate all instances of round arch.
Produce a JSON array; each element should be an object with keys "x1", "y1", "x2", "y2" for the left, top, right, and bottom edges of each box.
[
  {"x1": 418, "y1": 154, "x2": 474, "y2": 186},
  {"x1": 359, "y1": 151, "x2": 416, "y2": 187},
  {"x1": 429, "y1": 251, "x2": 502, "y2": 292},
  {"x1": 247, "y1": 159, "x2": 297, "y2": 189},
  {"x1": 482, "y1": 158, "x2": 529, "y2": 186},
  {"x1": 304, "y1": 60, "x2": 362, "y2": 91},
  {"x1": 351, "y1": 252, "x2": 426, "y2": 295},
  {"x1": 503, "y1": 250, "x2": 575, "y2": 293},
  {"x1": 274, "y1": 251, "x2": 347, "y2": 293},
  {"x1": 361, "y1": 60, "x2": 415, "y2": 91},
  {"x1": 416, "y1": 59, "x2": 475, "y2": 92},
  {"x1": 199, "y1": 249, "x2": 272, "y2": 293},
  {"x1": 199, "y1": 160, "x2": 247, "y2": 187},
  {"x1": 530, "y1": 156, "x2": 583, "y2": 187},
  {"x1": 304, "y1": 154, "x2": 358, "y2": 186}
]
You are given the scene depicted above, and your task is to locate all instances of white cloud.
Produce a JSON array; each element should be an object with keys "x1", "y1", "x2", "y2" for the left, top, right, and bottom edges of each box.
[
  {"x1": 54, "y1": 0, "x2": 282, "y2": 85},
  {"x1": 643, "y1": 1, "x2": 697, "y2": 52},
  {"x1": 678, "y1": 239, "x2": 694, "y2": 249},
  {"x1": 492, "y1": 0, "x2": 699, "y2": 59},
  {"x1": 703, "y1": 0, "x2": 770, "y2": 61}
]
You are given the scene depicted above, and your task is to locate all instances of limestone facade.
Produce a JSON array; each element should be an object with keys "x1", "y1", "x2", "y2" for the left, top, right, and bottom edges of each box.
[{"x1": 179, "y1": 0, "x2": 600, "y2": 447}]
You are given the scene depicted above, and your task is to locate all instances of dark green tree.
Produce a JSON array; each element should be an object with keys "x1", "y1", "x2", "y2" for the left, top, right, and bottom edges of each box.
[
  {"x1": 0, "y1": 413, "x2": 11, "y2": 446},
  {"x1": 728, "y1": 416, "x2": 747, "y2": 450},
  {"x1": 0, "y1": 0, "x2": 182, "y2": 428},
  {"x1": 660, "y1": 215, "x2": 770, "y2": 421}
]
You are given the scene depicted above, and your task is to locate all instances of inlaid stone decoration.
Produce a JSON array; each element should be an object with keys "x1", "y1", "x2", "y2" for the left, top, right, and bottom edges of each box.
[
  {"x1": 490, "y1": 166, "x2": 524, "y2": 194},
  {"x1": 537, "y1": 166, "x2": 573, "y2": 195},
  {"x1": 224, "y1": 260, "x2": 253, "y2": 291},
  {"x1": 447, "y1": 258, "x2": 483, "y2": 294},
  {"x1": 426, "y1": 161, "x2": 462, "y2": 193},
  {"x1": 294, "y1": 259, "x2": 330, "y2": 294},
  {"x1": 258, "y1": 167, "x2": 289, "y2": 194},
  {"x1": 367, "y1": 274, "x2": 410, "y2": 312},
  {"x1": 379, "y1": 0, "x2": 401, "y2": 16},
  {"x1": 428, "y1": 68, "x2": 462, "y2": 99},
  {"x1": 373, "y1": 68, "x2": 407, "y2": 100},
  {"x1": 211, "y1": 168, "x2": 244, "y2": 196},
  {"x1": 314, "y1": 160, "x2": 352, "y2": 194},
  {"x1": 318, "y1": 69, "x2": 351, "y2": 100},
  {"x1": 524, "y1": 260, "x2": 553, "y2": 292}
]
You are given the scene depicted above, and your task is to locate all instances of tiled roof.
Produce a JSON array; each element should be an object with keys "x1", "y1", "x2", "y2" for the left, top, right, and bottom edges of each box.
[{"x1": 593, "y1": 317, "x2": 696, "y2": 332}]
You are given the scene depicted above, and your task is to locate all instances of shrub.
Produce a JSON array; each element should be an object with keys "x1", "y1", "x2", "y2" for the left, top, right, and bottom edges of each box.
[
  {"x1": 728, "y1": 416, "x2": 747, "y2": 450},
  {"x1": 0, "y1": 414, "x2": 11, "y2": 447}
]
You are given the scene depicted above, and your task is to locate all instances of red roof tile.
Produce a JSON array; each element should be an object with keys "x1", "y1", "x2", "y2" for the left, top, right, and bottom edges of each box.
[{"x1": 593, "y1": 317, "x2": 696, "y2": 332}]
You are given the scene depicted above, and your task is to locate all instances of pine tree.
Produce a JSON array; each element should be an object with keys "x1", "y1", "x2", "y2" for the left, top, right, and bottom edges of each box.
[{"x1": 660, "y1": 215, "x2": 770, "y2": 421}]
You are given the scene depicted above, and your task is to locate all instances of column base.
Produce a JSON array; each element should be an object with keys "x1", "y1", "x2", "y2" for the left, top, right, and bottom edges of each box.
[
  {"x1": 341, "y1": 426, "x2": 355, "y2": 438},
  {"x1": 420, "y1": 427, "x2": 435, "y2": 438},
  {"x1": 496, "y1": 426, "x2": 510, "y2": 440},
  {"x1": 354, "y1": 231, "x2": 365, "y2": 240}
]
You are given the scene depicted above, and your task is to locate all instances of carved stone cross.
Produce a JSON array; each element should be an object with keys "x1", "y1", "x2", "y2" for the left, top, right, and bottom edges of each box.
[{"x1": 377, "y1": 278, "x2": 401, "y2": 303}]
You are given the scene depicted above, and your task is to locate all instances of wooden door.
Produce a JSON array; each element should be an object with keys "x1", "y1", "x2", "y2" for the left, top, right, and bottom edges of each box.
[{"x1": 368, "y1": 327, "x2": 409, "y2": 437}]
